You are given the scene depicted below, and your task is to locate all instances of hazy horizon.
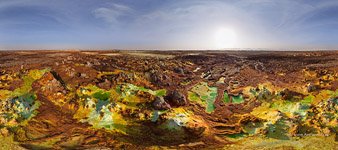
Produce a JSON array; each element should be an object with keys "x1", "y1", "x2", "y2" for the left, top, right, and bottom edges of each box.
[{"x1": 1, "y1": 0, "x2": 338, "y2": 50}]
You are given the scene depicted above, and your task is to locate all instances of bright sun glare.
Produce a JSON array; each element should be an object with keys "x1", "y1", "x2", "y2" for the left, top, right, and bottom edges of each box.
[{"x1": 213, "y1": 27, "x2": 238, "y2": 49}]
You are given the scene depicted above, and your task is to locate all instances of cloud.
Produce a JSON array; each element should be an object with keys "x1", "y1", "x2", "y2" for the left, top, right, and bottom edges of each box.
[
  {"x1": 2, "y1": 0, "x2": 338, "y2": 49},
  {"x1": 92, "y1": 4, "x2": 132, "y2": 24}
]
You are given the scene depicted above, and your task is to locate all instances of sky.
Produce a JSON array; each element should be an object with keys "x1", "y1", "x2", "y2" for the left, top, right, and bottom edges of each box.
[{"x1": 0, "y1": 0, "x2": 338, "y2": 50}]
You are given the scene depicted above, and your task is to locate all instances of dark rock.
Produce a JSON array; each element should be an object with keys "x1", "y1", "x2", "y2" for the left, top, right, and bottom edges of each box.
[
  {"x1": 50, "y1": 70, "x2": 67, "y2": 90},
  {"x1": 112, "y1": 72, "x2": 134, "y2": 83},
  {"x1": 34, "y1": 72, "x2": 65, "y2": 93},
  {"x1": 174, "y1": 67, "x2": 184, "y2": 74},
  {"x1": 97, "y1": 79, "x2": 112, "y2": 90},
  {"x1": 257, "y1": 87, "x2": 273, "y2": 101},
  {"x1": 149, "y1": 71, "x2": 170, "y2": 86},
  {"x1": 153, "y1": 96, "x2": 171, "y2": 110},
  {"x1": 307, "y1": 83, "x2": 319, "y2": 92},
  {"x1": 150, "y1": 73, "x2": 160, "y2": 85},
  {"x1": 166, "y1": 90, "x2": 187, "y2": 106},
  {"x1": 280, "y1": 89, "x2": 304, "y2": 101}
]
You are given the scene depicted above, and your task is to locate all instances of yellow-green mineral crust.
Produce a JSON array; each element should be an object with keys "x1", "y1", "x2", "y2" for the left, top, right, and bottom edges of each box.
[{"x1": 0, "y1": 51, "x2": 337, "y2": 149}]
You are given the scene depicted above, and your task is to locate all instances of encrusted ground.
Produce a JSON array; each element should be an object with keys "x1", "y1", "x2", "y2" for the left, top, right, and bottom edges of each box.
[{"x1": 0, "y1": 50, "x2": 337, "y2": 149}]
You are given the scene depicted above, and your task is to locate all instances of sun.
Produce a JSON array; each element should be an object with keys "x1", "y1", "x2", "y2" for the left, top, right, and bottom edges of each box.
[{"x1": 213, "y1": 27, "x2": 238, "y2": 49}]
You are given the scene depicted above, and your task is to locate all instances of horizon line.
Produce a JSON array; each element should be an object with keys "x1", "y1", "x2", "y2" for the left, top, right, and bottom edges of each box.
[{"x1": 1, "y1": 48, "x2": 338, "y2": 51}]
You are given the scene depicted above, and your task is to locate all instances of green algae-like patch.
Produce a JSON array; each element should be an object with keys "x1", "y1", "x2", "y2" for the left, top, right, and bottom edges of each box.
[
  {"x1": 266, "y1": 118, "x2": 290, "y2": 140},
  {"x1": 74, "y1": 83, "x2": 168, "y2": 133},
  {"x1": 123, "y1": 83, "x2": 166, "y2": 97},
  {"x1": 243, "y1": 121, "x2": 264, "y2": 135},
  {"x1": 249, "y1": 88, "x2": 338, "y2": 141},
  {"x1": 0, "y1": 69, "x2": 48, "y2": 128},
  {"x1": 225, "y1": 133, "x2": 247, "y2": 139},
  {"x1": 188, "y1": 82, "x2": 218, "y2": 113},
  {"x1": 188, "y1": 92, "x2": 199, "y2": 101},
  {"x1": 248, "y1": 85, "x2": 274, "y2": 101},
  {"x1": 151, "y1": 110, "x2": 168, "y2": 122},
  {"x1": 300, "y1": 95, "x2": 314, "y2": 105},
  {"x1": 223, "y1": 91, "x2": 244, "y2": 104},
  {"x1": 154, "y1": 89, "x2": 166, "y2": 97},
  {"x1": 93, "y1": 91, "x2": 110, "y2": 101},
  {"x1": 10, "y1": 94, "x2": 41, "y2": 123},
  {"x1": 223, "y1": 91, "x2": 230, "y2": 103},
  {"x1": 271, "y1": 100, "x2": 309, "y2": 120},
  {"x1": 12, "y1": 69, "x2": 50, "y2": 97},
  {"x1": 159, "y1": 108, "x2": 194, "y2": 131},
  {"x1": 232, "y1": 95, "x2": 244, "y2": 104},
  {"x1": 75, "y1": 85, "x2": 127, "y2": 133},
  {"x1": 78, "y1": 101, "x2": 127, "y2": 133},
  {"x1": 92, "y1": 91, "x2": 111, "y2": 112}
]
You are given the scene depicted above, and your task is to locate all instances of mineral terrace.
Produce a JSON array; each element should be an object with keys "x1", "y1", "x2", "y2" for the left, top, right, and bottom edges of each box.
[{"x1": 0, "y1": 50, "x2": 337, "y2": 149}]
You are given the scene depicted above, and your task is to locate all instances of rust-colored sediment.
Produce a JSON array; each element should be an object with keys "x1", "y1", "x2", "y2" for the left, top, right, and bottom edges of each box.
[{"x1": 0, "y1": 50, "x2": 337, "y2": 149}]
